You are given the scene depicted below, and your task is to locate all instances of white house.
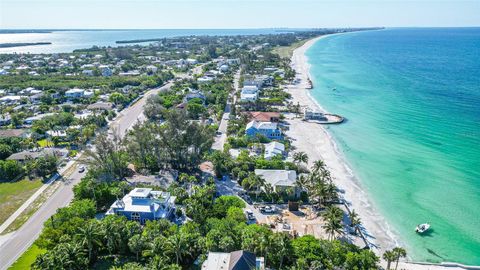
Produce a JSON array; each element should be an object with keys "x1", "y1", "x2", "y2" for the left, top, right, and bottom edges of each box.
[
  {"x1": 0, "y1": 96, "x2": 27, "y2": 105},
  {"x1": 240, "y1": 85, "x2": 259, "y2": 102},
  {"x1": 146, "y1": 65, "x2": 158, "y2": 73},
  {"x1": 197, "y1": 76, "x2": 214, "y2": 84},
  {"x1": 254, "y1": 169, "x2": 298, "y2": 194},
  {"x1": 264, "y1": 141, "x2": 285, "y2": 160},
  {"x1": 65, "y1": 88, "x2": 85, "y2": 99},
  {"x1": 46, "y1": 130, "x2": 67, "y2": 138},
  {"x1": 82, "y1": 69, "x2": 94, "y2": 76},
  {"x1": 84, "y1": 90, "x2": 94, "y2": 98},
  {"x1": 186, "y1": 58, "x2": 198, "y2": 65},
  {"x1": 202, "y1": 250, "x2": 264, "y2": 270},
  {"x1": 119, "y1": 71, "x2": 140, "y2": 76},
  {"x1": 304, "y1": 108, "x2": 327, "y2": 121}
]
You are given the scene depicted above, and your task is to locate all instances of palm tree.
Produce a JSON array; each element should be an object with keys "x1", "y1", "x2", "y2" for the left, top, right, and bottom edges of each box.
[
  {"x1": 393, "y1": 247, "x2": 407, "y2": 270},
  {"x1": 295, "y1": 174, "x2": 309, "y2": 191},
  {"x1": 293, "y1": 151, "x2": 308, "y2": 165},
  {"x1": 145, "y1": 236, "x2": 166, "y2": 259},
  {"x1": 264, "y1": 183, "x2": 275, "y2": 203},
  {"x1": 76, "y1": 220, "x2": 102, "y2": 263},
  {"x1": 324, "y1": 182, "x2": 338, "y2": 204},
  {"x1": 313, "y1": 180, "x2": 328, "y2": 207},
  {"x1": 104, "y1": 221, "x2": 121, "y2": 255},
  {"x1": 274, "y1": 233, "x2": 290, "y2": 269},
  {"x1": 322, "y1": 206, "x2": 344, "y2": 240},
  {"x1": 349, "y1": 209, "x2": 362, "y2": 235},
  {"x1": 128, "y1": 234, "x2": 144, "y2": 261},
  {"x1": 165, "y1": 233, "x2": 188, "y2": 265},
  {"x1": 312, "y1": 160, "x2": 326, "y2": 173},
  {"x1": 383, "y1": 250, "x2": 396, "y2": 270}
]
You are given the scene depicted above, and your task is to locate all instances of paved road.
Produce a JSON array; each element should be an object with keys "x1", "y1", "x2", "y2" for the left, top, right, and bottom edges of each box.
[
  {"x1": 0, "y1": 169, "x2": 85, "y2": 269},
  {"x1": 211, "y1": 71, "x2": 240, "y2": 151},
  {"x1": 110, "y1": 82, "x2": 173, "y2": 138},
  {"x1": 0, "y1": 82, "x2": 173, "y2": 269}
]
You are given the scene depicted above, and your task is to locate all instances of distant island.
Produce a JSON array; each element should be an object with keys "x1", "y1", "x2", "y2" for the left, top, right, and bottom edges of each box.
[
  {"x1": 116, "y1": 38, "x2": 165, "y2": 44},
  {"x1": 0, "y1": 42, "x2": 52, "y2": 48},
  {"x1": 0, "y1": 30, "x2": 52, "y2": 34}
]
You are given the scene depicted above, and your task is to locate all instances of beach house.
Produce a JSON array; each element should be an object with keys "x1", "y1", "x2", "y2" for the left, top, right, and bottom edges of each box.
[
  {"x1": 240, "y1": 85, "x2": 259, "y2": 102},
  {"x1": 254, "y1": 169, "x2": 298, "y2": 195},
  {"x1": 106, "y1": 188, "x2": 176, "y2": 224},
  {"x1": 246, "y1": 111, "x2": 280, "y2": 123},
  {"x1": 264, "y1": 141, "x2": 285, "y2": 160},
  {"x1": 304, "y1": 108, "x2": 327, "y2": 121},
  {"x1": 202, "y1": 250, "x2": 265, "y2": 270},
  {"x1": 245, "y1": 120, "x2": 282, "y2": 140}
]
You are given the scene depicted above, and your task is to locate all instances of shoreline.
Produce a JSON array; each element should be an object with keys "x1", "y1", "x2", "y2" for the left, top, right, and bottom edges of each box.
[
  {"x1": 286, "y1": 34, "x2": 400, "y2": 254},
  {"x1": 286, "y1": 35, "x2": 470, "y2": 270}
]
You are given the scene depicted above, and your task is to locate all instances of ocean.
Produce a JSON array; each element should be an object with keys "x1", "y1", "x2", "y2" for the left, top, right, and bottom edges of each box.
[
  {"x1": 306, "y1": 28, "x2": 480, "y2": 264},
  {"x1": 0, "y1": 29, "x2": 284, "y2": 54}
]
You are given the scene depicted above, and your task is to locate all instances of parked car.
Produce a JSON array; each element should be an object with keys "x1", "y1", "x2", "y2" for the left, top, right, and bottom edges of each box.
[
  {"x1": 245, "y1": 210, "x2": 255, "y2": 220},
  {"x1": 262, "y1": 205, "x2": 275, "y2": 214},
  {"x1": 78, "y1": 165, "x2": 85, "y2": 173}
]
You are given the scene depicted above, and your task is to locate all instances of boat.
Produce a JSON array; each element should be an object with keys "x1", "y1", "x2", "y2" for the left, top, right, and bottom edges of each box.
[{"x1": 415, "y1": 223, "x2": 430, "y2": 233}]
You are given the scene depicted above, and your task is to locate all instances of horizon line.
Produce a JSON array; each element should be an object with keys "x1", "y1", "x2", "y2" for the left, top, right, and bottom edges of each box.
[{"x1": 2, "y1": 26, "x2": 480, "y2": 31}]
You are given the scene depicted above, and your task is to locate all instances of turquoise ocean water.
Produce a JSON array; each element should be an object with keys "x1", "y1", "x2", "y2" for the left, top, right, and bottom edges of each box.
[{"x1": 307, "y1": 28, "x2": 480, "y2": 264}]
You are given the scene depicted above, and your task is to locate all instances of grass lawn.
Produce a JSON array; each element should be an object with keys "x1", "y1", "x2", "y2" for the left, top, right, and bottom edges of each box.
[
  {"x1": 8, "y1": 244, "x2": 46, "y2": 270},
  {"x1": 272, "y1": 39, "x2": 310, "y2": 59},
  {"x1": 37, "y1": 139, "x2": 54, "y2": 148},
  {"x1": 1, "y1": 180, "x2": 61, "y2": 235},
  {"x1": 0, "y1": 178, "x2": 43, "y2": 225}
]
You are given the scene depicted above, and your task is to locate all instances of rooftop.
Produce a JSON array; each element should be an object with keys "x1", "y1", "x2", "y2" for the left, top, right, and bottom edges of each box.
[{"x1": 246, "y1": 120, "x2": 278, "y2": 131}]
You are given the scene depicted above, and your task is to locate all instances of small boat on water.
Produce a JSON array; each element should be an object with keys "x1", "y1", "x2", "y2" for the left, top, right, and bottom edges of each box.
[{"x1": 415, "y1": 223, "x2": 430, "y2": 233}]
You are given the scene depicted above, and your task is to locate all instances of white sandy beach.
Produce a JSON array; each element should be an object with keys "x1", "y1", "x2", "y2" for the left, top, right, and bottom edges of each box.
[{"x1": 286, "y1": 35, "x2": 469, "y2": 270}]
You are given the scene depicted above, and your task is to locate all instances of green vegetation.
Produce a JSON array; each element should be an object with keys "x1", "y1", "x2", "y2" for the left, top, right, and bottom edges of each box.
[
  {"x1": 0, "y1": 178, "x2": 43, "y2": 224},
  {"x1": 36, "y1": 139, "x2": 54, "y2": 148},
  {"x1": 2, "y1": 180, "x2": 62, "y2": 235},
  {"x1": 272, "y1": 39, "x2": 310, "y2": 59},
  {"x1": 31, "y1": 183, "x2": 379, "y2": 270},
  {"x1": 8, "y1": 244, "x2": 46, "y2": 270},
  {"x1": 0, "y1": 74, "x2": 169, "y2": 91}
]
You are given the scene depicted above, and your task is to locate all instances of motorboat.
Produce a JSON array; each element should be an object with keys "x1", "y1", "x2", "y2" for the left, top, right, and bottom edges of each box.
[{"x1": 415, "y1": 223, "x2": 430, "y2": 233}]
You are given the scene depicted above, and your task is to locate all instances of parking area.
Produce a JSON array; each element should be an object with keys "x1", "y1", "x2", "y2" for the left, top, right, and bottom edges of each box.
[{"x1": 216, "y1": 178, "x2": 337, "y2": 240}]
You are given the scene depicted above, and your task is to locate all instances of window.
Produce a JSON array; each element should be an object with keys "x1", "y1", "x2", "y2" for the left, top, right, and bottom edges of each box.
[{"x1": 131, "y1": 212, "x2": 140, "y2": 222}]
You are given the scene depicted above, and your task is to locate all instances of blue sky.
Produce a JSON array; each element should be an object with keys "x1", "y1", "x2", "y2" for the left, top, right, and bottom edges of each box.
[{"x1": 1, "y1": 0, "x2": 479, "y2": 29}]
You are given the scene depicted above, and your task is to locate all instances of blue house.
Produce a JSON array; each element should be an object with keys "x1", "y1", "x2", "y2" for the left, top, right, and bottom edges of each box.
[
  {"x1": 106, "y1": 188, "x2": 176, "y2": 224},
  {"x1": 245, "y1": 120, "x2": 282, "y2": 140}
]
